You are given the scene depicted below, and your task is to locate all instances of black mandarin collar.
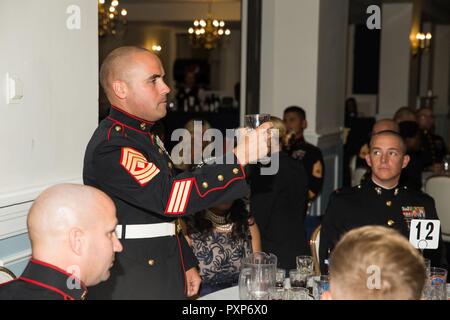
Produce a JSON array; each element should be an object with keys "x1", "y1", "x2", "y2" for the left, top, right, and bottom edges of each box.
[
  {"x1": 363, "y1": 179, "x2": 402, "y2": 197},
  {"x1": 108, "y1": 105, "x2": 155, "y2": 133},
  {"x1": 19, "y1": 259, "x2": 88, "y2": 300}
]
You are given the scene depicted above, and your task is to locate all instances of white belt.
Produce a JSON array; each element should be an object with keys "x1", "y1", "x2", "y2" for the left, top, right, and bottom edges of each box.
[{"x1": 115, "y1": 222, "x2": 177, "y2": 240}]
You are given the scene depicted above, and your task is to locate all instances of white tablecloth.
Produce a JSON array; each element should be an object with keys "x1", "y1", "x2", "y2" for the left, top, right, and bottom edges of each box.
[
  {"x1": 200, "y1": 282, "x2": 450, "y2": 300},
  {"x1": 199, "y1": 278, "x2": 292, "y2": 300},
  {"x1": 199, "y1": 286, "x2": 239, "y2": 300}
]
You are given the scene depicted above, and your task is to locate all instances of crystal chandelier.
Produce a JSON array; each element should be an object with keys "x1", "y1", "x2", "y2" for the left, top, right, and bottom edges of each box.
[
  {"x1": 98, "y1": 0, "x2": 127, "y2": 37},
  {"x1": 188, "y1": 1, "x2": 231, "y2": 50}
]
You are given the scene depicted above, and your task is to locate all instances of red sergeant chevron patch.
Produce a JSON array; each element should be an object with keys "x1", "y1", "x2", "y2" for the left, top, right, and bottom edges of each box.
[
  {"x1": 120, "y1": 147, "x2": 160, "y2": 186},
  {"x1": 165, "y1": 178, "x2": 194, "y2": 215}
]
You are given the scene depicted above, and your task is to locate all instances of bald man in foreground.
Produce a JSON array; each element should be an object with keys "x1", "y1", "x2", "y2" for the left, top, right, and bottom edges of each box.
[{"x1": 0, "y1": 184, "x2": 122, "y2": 300}]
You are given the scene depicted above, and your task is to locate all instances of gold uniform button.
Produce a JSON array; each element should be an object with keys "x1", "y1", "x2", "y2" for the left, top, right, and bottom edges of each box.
[
  {"x1": 168, "y1": 162, "x2": 173, "y2": 169},
  {"x1": 217, "y1": 175, "x2": 224, "y2": 181},
  {"x1": 114, "y1": 125, "x2": 122, "y2": 132},
  {"x1": 159, "y1": 148, "x2": 164, "y2": 154},
  {"x1": 387, "y1": 219, "x2": 395, "y2": 227},
  {"x1": 386, "y1": 201, "x2": 392, "y2": 207},
  {"x1": 148, "y1": 259, "x2": 155, "y2": 266},
  {"x1": 232, "y1": 168, "x2": 239, "y2": 175},
  {"x1": 202, "y1": 182, "x2": 209, "y2": 189},
  {"x1": 140, "y1": 123, "x2": 147, "y2": 130}
]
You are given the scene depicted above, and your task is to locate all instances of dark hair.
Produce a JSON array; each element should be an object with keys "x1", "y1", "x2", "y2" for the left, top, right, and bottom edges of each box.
[
  {"x1": 184, "y1": 199, "x2": 251, "y2": 241},
  {"x1": 284, "y1": 106, "x2": 306, "y2": 120}
]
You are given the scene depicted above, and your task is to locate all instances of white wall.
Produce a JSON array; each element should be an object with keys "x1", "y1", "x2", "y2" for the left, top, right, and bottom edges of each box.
[
  {"x1": 260, "y1": 0, "x2": 347, "y2": 136},
  {"x1": 0, "y1": 0, "x2": 98, "y2": 242},
  {"x1": 378, "y1": 3, "x2": 413, "y2": 118},
  {"x1": 316, "y1": 0, "x2": 348, "y2": 136},
  {"x1": 260, "y1": 0, "x2": 320, "y2": 124}
]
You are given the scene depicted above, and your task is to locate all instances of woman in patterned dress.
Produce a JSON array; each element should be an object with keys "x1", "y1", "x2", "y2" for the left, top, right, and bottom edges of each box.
[{"x1": 183, "y1": 199, "x2": 261, "y2": 296}]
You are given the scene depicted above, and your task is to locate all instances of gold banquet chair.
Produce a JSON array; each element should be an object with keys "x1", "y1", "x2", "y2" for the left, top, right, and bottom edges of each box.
[
  {"x1": 309, "y1": 225, "x2": 321, "y2": 276},
  {"x1": 0, "y1": 266, "x2": 16, "y2": 284}
]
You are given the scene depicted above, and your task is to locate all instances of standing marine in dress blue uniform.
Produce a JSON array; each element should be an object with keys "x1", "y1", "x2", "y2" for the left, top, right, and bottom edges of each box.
[{"x1": 83, "y1": 46, "x2": 272, "y2": 299}]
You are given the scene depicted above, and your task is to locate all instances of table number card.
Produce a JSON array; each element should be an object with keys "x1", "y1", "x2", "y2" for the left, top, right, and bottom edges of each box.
[{"x1": 409, "y1": 219, "x2": 440, "y2": 250}]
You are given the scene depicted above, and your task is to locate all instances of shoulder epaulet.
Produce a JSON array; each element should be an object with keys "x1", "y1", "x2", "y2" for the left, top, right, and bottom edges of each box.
[{"x1": 106, "y1": 123, "x2": 129, "y2": 141}]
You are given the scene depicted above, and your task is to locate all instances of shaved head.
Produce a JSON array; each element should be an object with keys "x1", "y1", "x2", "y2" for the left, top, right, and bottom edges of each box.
[
  {"x1": 28, "y1": 184, "x2": 112, "y2": 244},
  {"x1": 372, "y1": 119, "x2": 399, "y2": 135},
  {"x1": 28, "y1": 184, "x2": 122, "y2": 286},
  {"x1": 99, "y1": 46, "x2": 152, "y2": 99},
  {"x1": 100, "y1": 45, "x2": 170, "y2": 122}
]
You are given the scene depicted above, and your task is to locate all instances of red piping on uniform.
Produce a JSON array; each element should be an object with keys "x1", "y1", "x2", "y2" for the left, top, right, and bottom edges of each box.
[
  {"x1": 18, "y1": 276, "x2": 73, "y2": 300},
  {"x1": 0, "y1": 279, "x2": 15, "y2": 287},
  {"x1": 175, "y1": 234, "x2": 187, "y2": 295},
  {"x1": 30, "y1": 259, "x2": 87, "y2": 292},
  {"x1": 110, "y1": 105, "x2": 155, "y2": 124},
  {"x1": 239, "y1": 163, "x2": 246, "y2": 179},
  {"x1": 193, "y1": 164, "x2": 246, "y2": 198},
  {"x1": 107, "y1": 123, "x2": 115, "y2": 141},
  {"x1": 107, "y1": 117, "x2": 149, "y2": 134}
]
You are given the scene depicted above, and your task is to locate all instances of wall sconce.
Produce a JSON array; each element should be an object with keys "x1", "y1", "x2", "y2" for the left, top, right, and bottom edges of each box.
[
  {"x1": 412, "y1": 32, "x2": 432, "y2": 55},
  {"x1": 151, "y1": 45, "x2": 162, "y2": 52}
]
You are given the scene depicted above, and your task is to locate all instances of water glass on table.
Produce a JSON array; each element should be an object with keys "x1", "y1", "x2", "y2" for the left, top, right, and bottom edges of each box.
[
  {"x1": 296, "y1": 255, "x2": 314, "y2": 274},
  {"x1": 289, "y1": 269, "x2": 308, "y2": 288},
  {"x1": 423, "y1": 267, "x2": 448, "y2": 300},
  {"x1": 423, "y1": 258, "x2": 431, "y2": 276},
  {"x1": 313, "y1": 275, "x2": 330, "y2": 300},
  {"x1": 276, "y1": 268, "x2": 286, "y2": 289},
  {"x1": 288, "y1": 287, "x2": 311, "y2": 300},
  {"x1": 268, "y1": 287, "x2": 288, "y2": 300}
]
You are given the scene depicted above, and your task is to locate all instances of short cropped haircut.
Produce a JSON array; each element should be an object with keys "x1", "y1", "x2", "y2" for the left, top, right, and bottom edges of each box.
[
  {"x1": 99, "y1": 46, "x2": 150, "y2": 96},
  {"x1": 284, "y1": 106, "x2": 306, "y2": 120},
  {"x1": 369, "y1": 130, "x2": 407, "y2": 154},
  {"x1": 329, "y1": 226, "x2": 426, "y2": 300}
]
